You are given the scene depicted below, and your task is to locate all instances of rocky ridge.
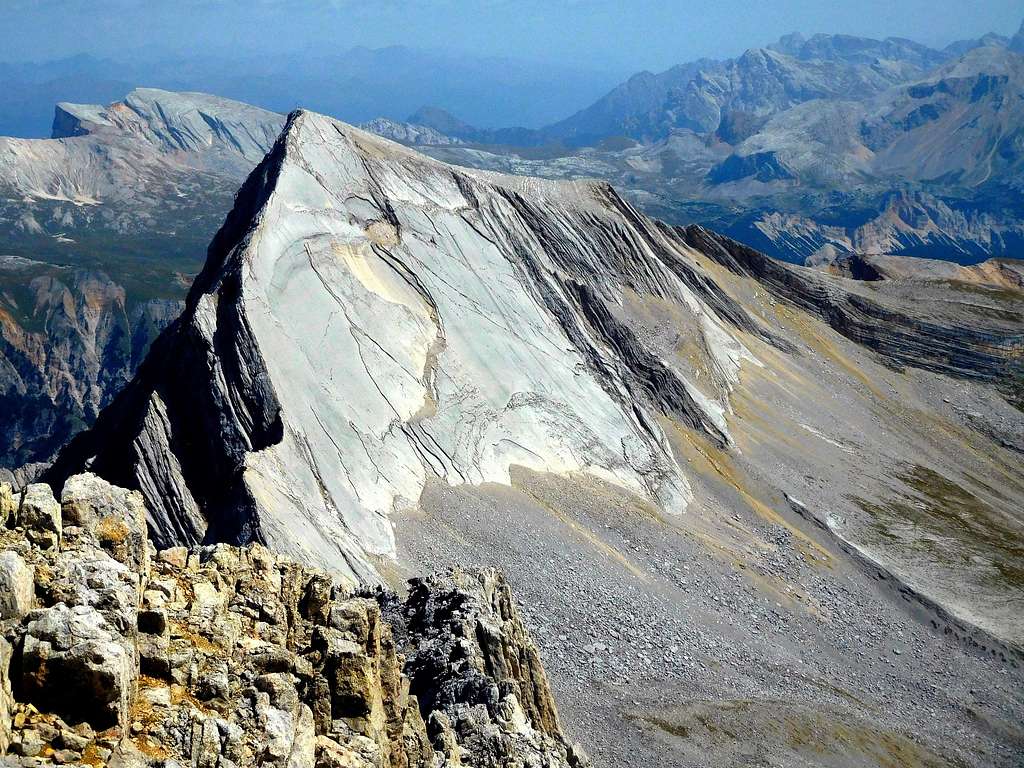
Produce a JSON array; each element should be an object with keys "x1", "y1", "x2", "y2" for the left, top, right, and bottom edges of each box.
[
  {"x1": 679, "y1": 225, "x2": 1024, "y2": 384},
  {"x1": 392, "y1": 27, "x2": 1024, "y2": 265},
  {"x1": 0, "y1": 90, "x2": 286, "y2": 468},
  {"x1": 46, "y1": 109, "x2": 777, "y2": 580},
  {"x1": 0, "y1": 473, "x2": 585, "y2": 767},
  {"x1": 43, "y1": 109, "x2": 1024, "y2": 656}
]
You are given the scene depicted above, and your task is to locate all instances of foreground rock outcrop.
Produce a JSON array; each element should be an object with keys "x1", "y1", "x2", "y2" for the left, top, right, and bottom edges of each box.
[{"x1": 0, "y1": 474, "x2": 585, "y2": 767}]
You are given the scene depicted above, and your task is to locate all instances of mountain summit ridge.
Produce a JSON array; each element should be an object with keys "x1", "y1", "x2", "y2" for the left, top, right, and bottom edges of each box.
[
  {"x1": 23, "y1": 102, "x2": 1024, "y2": 767},
  {"x1": 44, "y1": 109, "x2": 1024, "y2": 660},
  {"x1": 47, "y1": 109, "x2": 769, "y2": 579}
]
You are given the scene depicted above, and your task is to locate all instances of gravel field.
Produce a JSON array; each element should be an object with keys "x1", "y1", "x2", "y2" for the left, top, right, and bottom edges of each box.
[{"x1": 395, "y1": 468, "x2": 1023, "y2": 767}]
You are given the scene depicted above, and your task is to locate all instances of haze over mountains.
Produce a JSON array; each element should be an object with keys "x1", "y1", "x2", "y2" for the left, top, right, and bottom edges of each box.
[
  {"x1": 387, "y1": 22, "x2": 1024, "y2": 264},
  {"x1": 0, "y1": 47, "x2": 623, "y2": 139}
]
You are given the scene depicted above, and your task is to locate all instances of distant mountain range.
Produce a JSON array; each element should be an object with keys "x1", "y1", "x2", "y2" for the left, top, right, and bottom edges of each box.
[
  {"x1": 0, "y1": 47, "x2": 623, "y2": 139},
  {"x1": 373, "y1": 22, "x2": 1024, "y2": 265},
  {"x1": 1, "y1": 21, "x2": 1023, "y2": 468}
]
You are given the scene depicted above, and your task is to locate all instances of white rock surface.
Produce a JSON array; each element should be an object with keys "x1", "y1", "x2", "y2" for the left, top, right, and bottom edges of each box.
[
  {"x1": 2, "y1": 88, "x2": 284, "y2": 206},
  {"x1": 0, "y1": 552, "x2": 33, "y2": 620},
  {"x1": 49, "y1": 111, "x2": 786, "y2": 583}
]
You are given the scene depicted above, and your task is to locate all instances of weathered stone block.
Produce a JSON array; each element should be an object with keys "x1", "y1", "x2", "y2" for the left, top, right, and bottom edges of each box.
[
  {"x1": 0, "y1": 637, "x2": 13, "y2": 753},
  {"x1": 21, "y1": 603, "x2": 136, "y2": 731},
  {"x1": 18, "y1": 483, "x2": 61, "y2": 549},
  {"x1": 0, "y1": 550, "x2": 34, "y2": 620},
  {"x1": 61, "y1": 473, "x2": 149, "y2": 575},
  {"x1": 0, "y1": 482, "x2": 16, "y2": 527}
]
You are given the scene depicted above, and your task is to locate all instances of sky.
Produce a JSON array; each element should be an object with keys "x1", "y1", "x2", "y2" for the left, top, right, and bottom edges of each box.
[{"x1": 1, "y1": 0, "x2": 1021, "y2": 72}]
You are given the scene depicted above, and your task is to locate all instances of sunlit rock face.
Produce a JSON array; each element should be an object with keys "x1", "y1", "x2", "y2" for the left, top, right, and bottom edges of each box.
[{"x1": 47, "y1": 110, "x2": 779, "y2": 582}]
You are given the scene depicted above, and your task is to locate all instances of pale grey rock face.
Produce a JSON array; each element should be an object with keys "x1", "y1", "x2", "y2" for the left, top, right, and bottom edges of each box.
[
  {"x1": 0, "y1": 638, "x2": 12, "y2": 754},
  {"x1": 0, "y1": 483, "x2": 16, "y2": 526},
  {"x1": 0, "y1": 551, "x2": 34, "y2": 620},
  {"x1": 49, "y1": 87, "x2": 284, "y2": 176},
  {"x1": 0, "y1": 91, "x2": 281, "y2": 209},
  {"x1": 61, "y1": 471, "x2": 136, "y2": 529},
  {"x1": 48, "y1": 111, "x2": 780, "y2": 583},
  {"x1": 60, "y1": 471, "x2": 150, "y2": 575},
  {"x1": 360, "y1": 117, "x2": 465, "y2": 146}
]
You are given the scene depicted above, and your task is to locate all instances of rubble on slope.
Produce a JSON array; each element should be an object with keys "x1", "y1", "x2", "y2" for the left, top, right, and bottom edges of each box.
[{"x1": 0, "y1": 474, "x2": 586, "y2": 768}]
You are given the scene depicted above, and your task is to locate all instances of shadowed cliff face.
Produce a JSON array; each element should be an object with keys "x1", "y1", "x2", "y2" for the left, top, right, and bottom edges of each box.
[{"x1": 0, "y1": 269, "x2": 181, "y2": 467}]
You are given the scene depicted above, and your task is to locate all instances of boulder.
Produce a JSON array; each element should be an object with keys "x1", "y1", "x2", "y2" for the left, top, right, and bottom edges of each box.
[
  {"x1": 20, "y1": 603, "x2": 136, "y2": 731},
  {"x1": 0, "y1": 638, "x2": 13, "y2": 753},
  {"x1": 0, "y1": 551, "x2": 34, "y2": 620},
  {"x1": 61, "y1": 473, "x2": 150, "y2": 574},
  {"x1": 399, "y1": 569, "x2": 586, "y2": 767},
  {"x1": 17, "y1": 484, "x2": 61, "y2": 549},
  {"x1": 0, "y1": 482, "x2": 16, "y2": 526}
]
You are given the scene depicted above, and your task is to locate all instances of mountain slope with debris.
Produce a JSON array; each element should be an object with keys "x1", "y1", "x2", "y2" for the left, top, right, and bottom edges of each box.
[{"x1": 33, "y1": 110, "x2": 1024, "y2": 767}]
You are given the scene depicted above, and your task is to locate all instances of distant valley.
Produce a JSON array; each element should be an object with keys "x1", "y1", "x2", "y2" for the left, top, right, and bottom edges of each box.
[{"x1": 0, "y1": 89, "x2": 283, "y2": 467}]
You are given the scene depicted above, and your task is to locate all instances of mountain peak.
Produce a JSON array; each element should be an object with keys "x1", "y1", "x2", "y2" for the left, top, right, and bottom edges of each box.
[
  {"x1": 51, "y1": 88, "x2": 283, "y2": 167},
  {"x1": 406, "y1": 105, "x2": 475, "y2": 135},
  {"x1": 47, "y1": 107, "x2": 776, "y2": 582},
  {"x1": 1011, "y1": 18, "x2": 1024, "y2": 53}
]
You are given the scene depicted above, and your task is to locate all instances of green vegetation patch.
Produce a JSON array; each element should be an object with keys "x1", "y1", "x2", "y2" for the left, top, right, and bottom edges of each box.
[{"x1": 850, "y1": 464, "x2": 1024, "y2": 593}]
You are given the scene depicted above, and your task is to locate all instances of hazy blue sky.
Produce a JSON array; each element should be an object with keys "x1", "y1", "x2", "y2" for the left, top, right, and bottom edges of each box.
[{"x1": 1, "y1": 0, "x2": 1021, "y2": 71}]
